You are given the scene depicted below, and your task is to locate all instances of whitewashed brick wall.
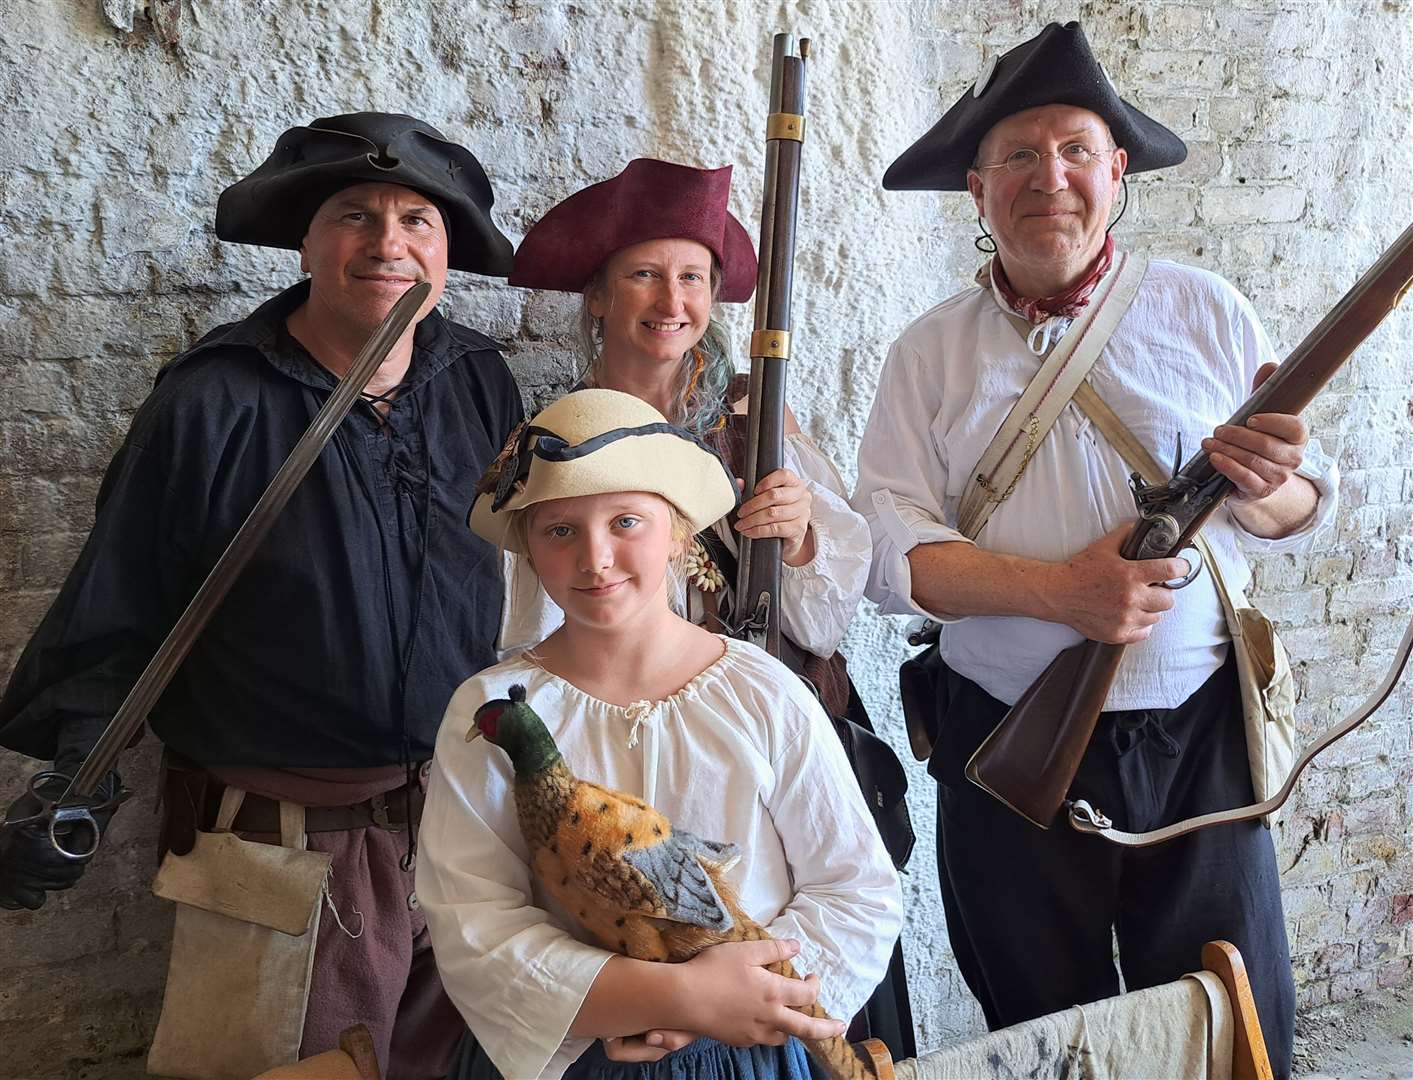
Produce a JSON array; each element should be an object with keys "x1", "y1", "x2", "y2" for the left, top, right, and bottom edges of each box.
[{"x1": 1, "y1": 1, "x2": 1409, "y2": 1074}]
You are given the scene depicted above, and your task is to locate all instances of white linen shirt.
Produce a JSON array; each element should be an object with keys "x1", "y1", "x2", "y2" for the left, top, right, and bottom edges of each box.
[
  {"x1": 416, "y1": 637, "x2": 903, "y2": 1080},
  {"x1": 851, "y1": 259, "x2": 1339, "y2": 710},
  {"x1": 499, "y1": 431, "x2": 874, "y2": 659}
]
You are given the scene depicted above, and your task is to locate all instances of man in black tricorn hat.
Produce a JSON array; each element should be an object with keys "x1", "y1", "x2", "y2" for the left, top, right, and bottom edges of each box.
[
  {"x1": 0, "y1": 112, "x2": 524, "y2": 1075},
  {"x1": 854, "y1": 24, "x2": 1339, "y2": 1077}
]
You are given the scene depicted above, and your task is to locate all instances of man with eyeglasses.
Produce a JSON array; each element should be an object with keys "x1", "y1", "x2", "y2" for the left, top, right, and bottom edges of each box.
[{"x1": 852, "y1": 23, "x2": 1337, "y2": 1077}]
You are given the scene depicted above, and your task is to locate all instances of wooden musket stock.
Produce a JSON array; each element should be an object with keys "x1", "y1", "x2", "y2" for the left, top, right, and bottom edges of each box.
[
  {"x1": 966, "y1": 223, "x2": 1413, "y2": 829},
  {"x1": 735, "y1": 33, "x2": 808, "y2": 658}
]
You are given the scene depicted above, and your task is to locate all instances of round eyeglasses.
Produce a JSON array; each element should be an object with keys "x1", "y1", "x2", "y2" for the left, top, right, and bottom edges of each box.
[{"x1": 975, "y1": 144, "x2": 1114, "y2": 175}]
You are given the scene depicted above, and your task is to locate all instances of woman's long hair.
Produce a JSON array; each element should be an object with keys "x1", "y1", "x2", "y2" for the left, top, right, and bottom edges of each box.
[{"x1": 575, "y1": 261, "x2": 735, "y2": 437}]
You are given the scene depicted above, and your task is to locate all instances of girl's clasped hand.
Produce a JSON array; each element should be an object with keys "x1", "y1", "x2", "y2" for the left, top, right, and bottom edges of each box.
[{"x1": 600, "y1": 939, "x2": 845, "y2": 1063}]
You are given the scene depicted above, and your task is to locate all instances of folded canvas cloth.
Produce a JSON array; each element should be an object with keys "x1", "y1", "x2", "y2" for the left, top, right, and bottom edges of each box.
[{"x1": 899, "y1": 971, "x2": 1233, "y2": 1080}]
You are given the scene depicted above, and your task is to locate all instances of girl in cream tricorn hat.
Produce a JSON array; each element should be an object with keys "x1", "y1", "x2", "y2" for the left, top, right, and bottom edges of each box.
[
  {"x1": 468, "y1": 388, "x2": 739, "y2": 553},
  {"x1": 419, "y1": 387, "x2": 903, "y2": 1079}
]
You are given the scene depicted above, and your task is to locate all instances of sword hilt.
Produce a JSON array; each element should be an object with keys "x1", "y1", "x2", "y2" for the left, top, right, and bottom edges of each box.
[{"x1": 2, "y1": 770, "x2": 126, "y2": 863}]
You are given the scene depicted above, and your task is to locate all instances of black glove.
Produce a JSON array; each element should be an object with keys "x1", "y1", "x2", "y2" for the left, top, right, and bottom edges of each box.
[{"x1": 0, "y1": 759, "x2": 123, "y2": 912}]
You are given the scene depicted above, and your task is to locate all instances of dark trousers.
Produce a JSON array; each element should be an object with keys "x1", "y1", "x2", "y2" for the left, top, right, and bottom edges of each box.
[{"x1": 932, "y1": 649, "x2": 1295, "y2": 1079}]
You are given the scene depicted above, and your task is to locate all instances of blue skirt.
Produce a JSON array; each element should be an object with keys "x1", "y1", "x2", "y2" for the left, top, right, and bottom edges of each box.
[{"x1": 453, "y1": 1033, "x2": 814, "y2": 1080}]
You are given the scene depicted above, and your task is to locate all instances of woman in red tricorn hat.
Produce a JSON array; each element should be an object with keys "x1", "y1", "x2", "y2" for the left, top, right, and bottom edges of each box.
[
  {"x1": 475, "y1": 161, "x2": 914, "y2": 1065},
  {"x1": 504, "y1": 159, "x2": 876, "y2": 694}
]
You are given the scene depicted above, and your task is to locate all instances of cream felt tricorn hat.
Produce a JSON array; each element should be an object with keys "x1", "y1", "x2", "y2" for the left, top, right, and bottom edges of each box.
[{"x1": 469, "y1": 389, "x2": 739, "y2": 554}]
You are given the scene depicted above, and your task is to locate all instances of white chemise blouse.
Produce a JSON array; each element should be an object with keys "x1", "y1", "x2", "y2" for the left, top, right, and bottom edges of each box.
[{"x1": 416, "y1": 636, "x2": 903, "y2": 1080}]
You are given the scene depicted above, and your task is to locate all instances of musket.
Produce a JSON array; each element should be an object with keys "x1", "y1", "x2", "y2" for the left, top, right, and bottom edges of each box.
[
  {"x1": 966, "y1": 223, "x2": 1413, "y2": 830},
  {"x1": 0, "y1": 282, "x2": 432, "y2": 864},
  {"x1": 735, "y1": 32, "x2": 809, "y2": 658}
]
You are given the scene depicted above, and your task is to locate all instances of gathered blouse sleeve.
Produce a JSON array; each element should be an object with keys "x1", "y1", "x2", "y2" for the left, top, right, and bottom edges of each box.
[
  {"x1": 416, "y1": 677, "x2": 609, "y2": 1080},
  {"x1": 760, "y1": 432, "x2": 872, "y2": 657},
  {"x1": 755, "y1": 673, "x2": 904, "y2": 1020}
]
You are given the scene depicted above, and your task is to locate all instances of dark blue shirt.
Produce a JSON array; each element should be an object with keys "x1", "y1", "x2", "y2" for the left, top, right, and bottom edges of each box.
[{"x1": 0, "y1": 281, "x2": 523, "y2": 767}]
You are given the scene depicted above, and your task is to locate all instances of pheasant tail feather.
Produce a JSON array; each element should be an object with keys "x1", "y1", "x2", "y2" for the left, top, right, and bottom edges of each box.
[{"x1": 724, "y1": 908, "x2": 878, "y2": 1080}]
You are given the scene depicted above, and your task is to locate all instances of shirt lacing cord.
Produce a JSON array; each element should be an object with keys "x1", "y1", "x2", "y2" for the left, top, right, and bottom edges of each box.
[
  {"x1": 1026, "y1": 315, "x2": 1071, "y2": 356},
  {"x1": 361, "y1": 382, "x2": 407, "y2": 418},
  {"x1": 623, "y1": 699, "x2": 656, "y2": 749},
  {"x1": 623, "y1": 699, "x2": 663, "y2": 807}
]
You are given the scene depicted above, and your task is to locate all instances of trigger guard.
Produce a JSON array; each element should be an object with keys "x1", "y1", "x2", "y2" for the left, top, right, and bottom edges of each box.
[{"x1": 1159, "y1": 544, "x2": 1204, "y2": 590}]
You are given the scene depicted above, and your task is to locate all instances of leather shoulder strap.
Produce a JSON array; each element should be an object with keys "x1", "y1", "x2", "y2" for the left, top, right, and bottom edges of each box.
[
  {"x1": 1071, "y1": 617, "x2": 1413, "y2": 846},
  {"x1": 956, "y1": 252, "x2": 1148, "y2": 540}
]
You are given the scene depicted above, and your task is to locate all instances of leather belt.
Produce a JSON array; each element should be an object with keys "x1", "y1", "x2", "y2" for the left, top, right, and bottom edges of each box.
[{"x1": 223, "y1": 783, "x2": 426, "y2": 835}]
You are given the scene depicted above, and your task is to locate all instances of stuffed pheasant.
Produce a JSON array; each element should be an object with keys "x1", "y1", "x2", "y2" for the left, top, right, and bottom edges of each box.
[{"x1": 467, "y1": 685, "x2": 884, "y2": 1080}]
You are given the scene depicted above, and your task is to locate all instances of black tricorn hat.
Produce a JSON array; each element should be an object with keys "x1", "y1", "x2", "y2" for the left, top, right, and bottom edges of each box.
[
  {"x1": 883, "y1": 22, "x2": 1187, "y2": 192},
  {"x1": 215, "y1": 112, "x2": 514, "y2": 275}
]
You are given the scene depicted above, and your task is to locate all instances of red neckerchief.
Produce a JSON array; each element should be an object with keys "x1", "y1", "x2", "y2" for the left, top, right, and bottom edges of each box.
[{"x1": 992, "y1": 234, "x2": 1115, "y2": 326}]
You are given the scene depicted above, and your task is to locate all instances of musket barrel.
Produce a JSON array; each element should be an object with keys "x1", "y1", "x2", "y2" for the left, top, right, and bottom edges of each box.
[
  {"x1": 1160, "y1": 219, "x2": 1413, "y2": 544},
  {"x1": 765, "y1": 58, "x2": 803, "y2": 337},
  {"x1": 1234, "y1": 219, "x2": 1413, "y2": 424},
  {"x1": 737, "y1": 35, "x2": 809, "y2": 657},
  {"x1": 769, "y1": 32, "x2": 790, "y2": 111}
]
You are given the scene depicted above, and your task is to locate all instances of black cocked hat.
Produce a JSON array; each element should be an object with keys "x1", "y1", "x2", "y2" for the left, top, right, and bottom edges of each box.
[
  {"x1": 215, "y1": 112, "x2": 514, "y2": 275},
  {"x1": 883, "y1": 22, "x2": 1187, "y2": 192}
]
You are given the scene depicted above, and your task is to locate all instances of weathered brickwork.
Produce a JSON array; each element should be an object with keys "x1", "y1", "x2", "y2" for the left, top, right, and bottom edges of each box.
[{"x1": 0, "y1": 1, "x2": 1409, "y2": 1074}]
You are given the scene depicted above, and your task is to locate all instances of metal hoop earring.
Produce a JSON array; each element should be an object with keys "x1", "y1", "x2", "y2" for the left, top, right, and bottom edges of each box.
[{"x1": 975, "y1": 216, "x2": 998, "y2": 254}]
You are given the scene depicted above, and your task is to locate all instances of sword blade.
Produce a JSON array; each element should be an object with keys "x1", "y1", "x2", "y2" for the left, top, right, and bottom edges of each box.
[{"x1": 61, "y1": 282, "x2": 432, "y2": 803}]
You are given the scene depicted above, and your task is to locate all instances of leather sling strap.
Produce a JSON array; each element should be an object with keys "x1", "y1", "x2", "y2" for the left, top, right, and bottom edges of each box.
[
  {"x1": 1069, "y1": 387, "x2": 1413, "y2": 846},
  {"x1": 956, "y1": 251, "x2": 1149, "y2": 539}
]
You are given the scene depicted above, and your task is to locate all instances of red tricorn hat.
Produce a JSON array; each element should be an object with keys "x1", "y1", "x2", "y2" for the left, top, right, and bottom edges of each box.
[{"x1": 509, "y1": 159, "x2": 758, "y2": 303}]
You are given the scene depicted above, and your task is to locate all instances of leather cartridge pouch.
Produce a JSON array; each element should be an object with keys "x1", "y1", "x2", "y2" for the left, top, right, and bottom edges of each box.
[
  {"x1": 831, "y1": 680, "x2": 917, "y2": 870},
  {"x1": 899, "y1": 623, "x2": 948, "y2": 762},
  {"x1": 147, "y1": 788, "x2": 332, "y2": 1080}
]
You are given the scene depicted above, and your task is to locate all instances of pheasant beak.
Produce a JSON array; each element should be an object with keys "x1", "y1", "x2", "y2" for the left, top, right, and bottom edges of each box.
[{"x1": 469, "y1": 703, "x2": 503, "y2": 744}]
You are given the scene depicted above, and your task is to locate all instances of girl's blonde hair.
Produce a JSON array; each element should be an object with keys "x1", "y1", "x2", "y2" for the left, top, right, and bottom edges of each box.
[{"x1": 575, "y1": 260, "x2": 734, "y2": 438}]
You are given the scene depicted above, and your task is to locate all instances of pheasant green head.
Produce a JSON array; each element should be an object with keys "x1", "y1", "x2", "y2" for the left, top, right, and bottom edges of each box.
[{"x1": 468, "y1": 684, "x2": 562, "y2": 776}]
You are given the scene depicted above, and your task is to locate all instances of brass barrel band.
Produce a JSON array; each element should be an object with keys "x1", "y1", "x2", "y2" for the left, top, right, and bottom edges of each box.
[
  {"x1": 750, "y1": 329, "x2": 792, "y2": 359},
  {"x1": 766, "y1": 112, "x2": 805, "y2": 142}
]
